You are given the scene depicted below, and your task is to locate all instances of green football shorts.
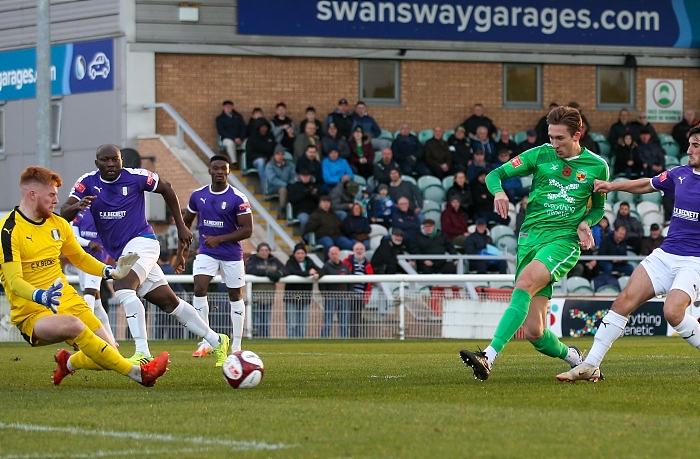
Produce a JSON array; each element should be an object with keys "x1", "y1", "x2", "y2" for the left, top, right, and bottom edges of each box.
[{"x1": 515, "y1": 239, "x2": 581, "y2": 298}]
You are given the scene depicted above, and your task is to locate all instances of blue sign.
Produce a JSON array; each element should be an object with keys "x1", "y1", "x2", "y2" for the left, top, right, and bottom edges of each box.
[
  {"x1": 0, "y1": 39, "x2": 113, "y2": 102},
  {"x1": 238, "y1": 0, "x2": 700, "y2": 48}
]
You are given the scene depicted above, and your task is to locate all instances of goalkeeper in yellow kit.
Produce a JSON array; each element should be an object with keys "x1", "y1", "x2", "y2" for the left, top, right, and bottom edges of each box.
[
  {"x1": 0, "y1": 166, "x2": 168, "y2": 387},
  {"x1": 460, "y1": 106, "x2": 609, "y2": 381}
]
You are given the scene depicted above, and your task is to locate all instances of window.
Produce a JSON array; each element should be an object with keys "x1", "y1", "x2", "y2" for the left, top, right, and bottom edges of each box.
[
  {"x1": 359, "y1": 60, "x2": 400, "y2": 105},
  {"x1": 503, "y1": 64, "x2": 541, "y2": 108},
  {"x1": 0, "y1": 103, "x2": 5, "y2": 157},
  {"x1": 51, "y1": 99, "x2": 62, "y2": 151},
  {"x1": 597, "y1": 67, "x2": 634, "y2": 110}
]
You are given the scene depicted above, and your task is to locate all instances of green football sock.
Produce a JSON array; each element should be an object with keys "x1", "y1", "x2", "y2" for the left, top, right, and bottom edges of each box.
[
  {"x1": 490, "y1": 289, "x2": 531, "y2": 353},
  {"x1": 532, "y1": 329, "x2": 569, "y2": 358}
]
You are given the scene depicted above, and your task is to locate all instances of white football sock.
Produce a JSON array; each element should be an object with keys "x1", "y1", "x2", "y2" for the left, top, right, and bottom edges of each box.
[
  {"x1": 674, "y1": 314, "x2": 700, "y2": 349},
  {"x1": 115, "y1": 289, "x2": 151, "y2": 357},
  {"x1": 230, "y1": 300, "x2": 245, "y2": 352},
  {"x1": 84, "y1": 294, "x2": 96, "y2": 312},
  {"x1": 93, "y1": 297, "x2": 116, "y2": 343},
  {"x1": 484, "y1": 346, "x2": 497, "y2": 367},
  {"x1": 170, "y1": 299, "x2": 220, "y2": 348},
  {"x1": 193, "y1": 296, "x2": 210, "y2": 346},
  {"x1": 585, "y1": 310, "x2": 627, "y2": 367}
]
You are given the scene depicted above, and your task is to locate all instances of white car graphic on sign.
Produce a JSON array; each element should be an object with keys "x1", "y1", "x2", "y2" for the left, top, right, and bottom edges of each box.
[{"x1": 88, "y1": 52, "x2": 110, "y2": 79}]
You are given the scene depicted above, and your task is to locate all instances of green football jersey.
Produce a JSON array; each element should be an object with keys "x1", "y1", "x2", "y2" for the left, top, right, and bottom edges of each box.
[{"x1": 487, "y1": 144, "x2": 609, "y2": 246}]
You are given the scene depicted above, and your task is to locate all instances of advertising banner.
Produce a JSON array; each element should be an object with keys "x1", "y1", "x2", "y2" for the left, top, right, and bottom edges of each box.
[
  {"x1": 646, "y1": 79, "x2": 683, "y2": 123},
  {"x1": 0, "y1": 39, "x2": 113, "y2": 102},
  {"x1": 238, "y1": 0, "x2": 700, "y2": 48}
]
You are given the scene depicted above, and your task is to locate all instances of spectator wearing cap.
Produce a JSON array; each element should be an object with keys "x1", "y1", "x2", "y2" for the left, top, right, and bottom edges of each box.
[
  {"x1": 391, "y1": 196, "x2": 422, "y2": 245},
  {"x1": 409, "y1": 219, "x2": 458, "y2": 274},
  {"x1": 299, "y1": 106, "x2": 324, "y2": 139},
  {"x1": 495, "y1": 129, "x2": 518, "y2": 158},
  {"x1": 245, "y1": 117, "x2": 276, "y2": 185},
  {"x1": 326, "y1": 98, "x2": 354, "y2": 140},
  {"x1": 322, "y1": 146, "x2": 354, "y2": 189},
  {"x1": 352, "y1": 101, "x2": 391, "y2": 151},
  {"x1": 343, "y1": 202, "x2": 372, "y2": 249},
  {"x1": 296, "y1": 144, "x2": 326, "y2": 193},
  {"x1": 640, "y1": 223, "x2": 665, "y2": 256},
  {"x1": 391, "y1": 122, "x2": 430, "y2": 176},
  {"x1": 516, "y1": 129, "x2": 538, "y2": 155},
  {"x1": 471, "y1": 126, "x2": 498, "y2": 163},
  {"x1": 367, "y1": 183, "x2": 394, "y2": 229},
  {"x1": 388, "y1": 168, "x2": 423, "y2": 217},
  {"x1": 330, "y1": 180, "x2": 360, "y2": 221},
  {"x1": 293, "y1": 119, "x2": 321, "y2": 162},
  {"x1": 472, "y1": 169, "x2": 510, "y2": 226},
  {"x1": 245, "y1": 242, "x2": 288, "y2": 338},
  {"x1": 373, "y1": 147, "x2": 400, "y2": 187},
  {"x1": 630, "y1": 112, "x2": 659, "y2": 144},
  {"x1": 423, "y1": 125, "x2": 453, "y2": 179},
  {"x1": 265, "y1": 146, "x2": 297, "y2": 219},
  {"x1": 371, "y1": 228, "x2": 413, "y2": 274},
  {"x1": 216, "y1": 100, "x2": 246, "y2": 165},
  {"x1": 270, "y1": 102, "x2": 296, "y2": 146},
  {"x1": 465, "y1": 218, "x2": 508, "y2": 274},
  {"x1": 466, "y1": 149, "x2": 492, "y2": 183},
  {"x1": 321, "y1": 122, "x2": 350, "y2": 159},
  {"x1": 441, "y1": 197, "x2": 470, "y2": 249},
  {"x1": 460, "y1": 103, "x2": 498, "y2": 141},
  {"x1": 305, "y1": 196, "x2": 354, "y2": 258},
  {"x1": 284, "y1": 243, "x2": 322, "y2": 338},
  {"x1": 288, "y1": 168, "x2": 319, "y2": 235},
  {"x1": 246, "y1": 107, "x2": 268, "y2": 138},
  {"x1": 348, "y1": 126, "x2": 375, "y2": 179},
  {"x1": 446, "y1": 125, "x2": 473, "y2": 172},
  {"x1": 638, "y1": 127, "x2": 666, "y2": 177},
  {"x1": 608, "y1": 108, "x2": 632, "y2": 152}
]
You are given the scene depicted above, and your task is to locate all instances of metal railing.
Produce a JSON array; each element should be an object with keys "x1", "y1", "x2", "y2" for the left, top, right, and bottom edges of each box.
[{"x1": 141, "y1": 103, "x2": 297, "y2": 253}]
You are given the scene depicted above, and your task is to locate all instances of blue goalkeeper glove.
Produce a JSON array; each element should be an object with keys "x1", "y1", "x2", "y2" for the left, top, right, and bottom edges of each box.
[{"x1": 32, "y1": 278, "x2": 63, "y2": 314}]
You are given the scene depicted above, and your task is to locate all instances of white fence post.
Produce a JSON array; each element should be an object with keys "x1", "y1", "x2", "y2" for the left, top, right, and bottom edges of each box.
[
  {"x1": 246, "y1": 282, "x2": 253, "y2": 339},
  {"x1": 399, "y1": 281, "x2": 405, "y2": 341}
]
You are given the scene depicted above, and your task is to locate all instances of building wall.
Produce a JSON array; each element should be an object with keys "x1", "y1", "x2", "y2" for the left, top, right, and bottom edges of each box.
[{"x1": 155, "y1": 54, "x2": 700, "y2": 154}]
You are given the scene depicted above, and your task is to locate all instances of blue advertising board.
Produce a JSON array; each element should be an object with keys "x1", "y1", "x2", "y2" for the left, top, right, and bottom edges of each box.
[
  {"x1": 0, "y1": 39, "x2": 113, "y2": 102},
  {"x1": 238, "y1": 0, "x2": 700, "y2": 48}
]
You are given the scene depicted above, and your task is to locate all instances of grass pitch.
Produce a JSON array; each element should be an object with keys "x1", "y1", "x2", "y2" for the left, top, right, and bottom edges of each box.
[{"x1": 0, "y1": 337, "x2": 698, "y2": 458}]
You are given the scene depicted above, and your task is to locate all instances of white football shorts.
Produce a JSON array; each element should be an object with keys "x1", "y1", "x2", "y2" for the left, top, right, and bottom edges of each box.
[
  {"x1": 193, "y1": 254, "x2": 245, "y2": 289},
  {"x1": 78, "y1": 270, "x2": 101, "y2": 292},
  {"x1": 120, "y1": 236, "x2": 169, "y2": 296},
  {"x1": 641, "y1": 248, "x2": 700, "y2": 303}
]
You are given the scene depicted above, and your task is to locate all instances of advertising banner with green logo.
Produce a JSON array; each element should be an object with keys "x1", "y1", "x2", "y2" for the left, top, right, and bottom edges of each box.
[{"x1": 646, "y1": 79, "x2": 683, "y2": 123}]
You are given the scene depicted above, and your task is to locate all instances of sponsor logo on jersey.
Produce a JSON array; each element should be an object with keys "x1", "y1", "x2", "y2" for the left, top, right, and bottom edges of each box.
[
  {"x1": 122, "y1": 186, "x2": 128, "y2": 196},
  {"x1": 74, "y1": 182, "x2": 86, "y2": 193},
  {"x1": 146, "y1": 171, "x2": 155, "y2": 185},
  {"x1": 546, "y1": 179, "x2": 579, "y2": 204},
  {"x1": 221, "y1": 201, "x2": 227, "y2": 210},
  {"x1": 203, "y1": 219, "x2": 225, "y2": 228},
  {"x1": 510, "y1": 157, "x2": 522, "y2": 168},
  {"x1": 31, "y1": 258, "x2": 57, "y2": 270},
  {"x1": 239, "y1": 201, "x2": 251, "y2": 212},
  {"x1": 659, "y1": 171, "x2": 668, "y2": 182},
  {"x1": 51, "y1": 229, "x2": 60, "y2": 240},
  {"x1": 562, "y1": 166, "x2": 572, "y2": 177},
  {"x1": 576, "y1": 170, "x2": 587, "y2": 182},
  {"x1": 672, "y1": 207, "x2": 699, "y2": 221},
  {"x1": 99, "y1": 211, "x2": 127, "y2": 220},
  {"x1": 81, "y1": 230, "x2": 99, "y2": 239}
]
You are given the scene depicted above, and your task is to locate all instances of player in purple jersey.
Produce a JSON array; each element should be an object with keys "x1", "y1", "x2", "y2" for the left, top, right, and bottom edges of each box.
[
  {"x1": 558, "y1": 125, "x2": 700, "y2": 382},
  {"x1": 60, "y1": 144, "x2": 231, "y2": 367},
  {"x1": 70, "y1": 208, "x2": 116, "y2": 344},
  {"x1": 181, "y1": 156, "x2": 253, "y2": 357}
]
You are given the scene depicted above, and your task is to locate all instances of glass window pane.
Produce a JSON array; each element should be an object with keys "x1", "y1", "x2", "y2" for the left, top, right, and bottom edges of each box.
[
  {"x1": 360, "y1": 60, "x2": 399, "y2": 104},
  {"x1": 51, "y1": 101, "x2": 62, "y2": 150},
  {"x1": 598, "y1": 67, "x2": 633, "y2": 107},
  {"x1": 505, "y1": 66, "x2": 538, "y2": 102}
]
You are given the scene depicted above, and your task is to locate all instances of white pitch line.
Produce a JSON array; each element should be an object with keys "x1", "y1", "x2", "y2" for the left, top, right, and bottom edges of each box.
[
  {"x1": 0, "y1": 423, "x2": 294, "y2": 451},
  {"x1": 0, "y1": 447, "x2": 213, "y2": 459},
  {"x1": 369, "y1": 375, "x2": 407, "y2": 379}
]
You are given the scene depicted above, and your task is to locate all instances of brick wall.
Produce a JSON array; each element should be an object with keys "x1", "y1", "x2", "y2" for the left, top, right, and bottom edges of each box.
[{"x1": 155, "y1": 54, "x2": 700, "y2": 151}]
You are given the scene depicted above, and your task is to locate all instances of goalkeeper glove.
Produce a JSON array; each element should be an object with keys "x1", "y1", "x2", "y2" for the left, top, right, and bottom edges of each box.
[
  {"x1": 32, "y1": 278, "x2": 63, "y2": 313},
  {"x1": 104, "y1": 253, "x2": 140, "y2": 280}
]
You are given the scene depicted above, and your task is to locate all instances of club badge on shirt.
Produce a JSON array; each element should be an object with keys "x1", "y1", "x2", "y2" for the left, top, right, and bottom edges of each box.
[
  {"x1": 122, "y1": 186, "x2": 129, "y2": 196},
  {"x1": 576, "y1": 170, "x2": 587, "y2": 182},
  {"x1": 222, "y1": 201, "x2": 227, "y2": 210},
  {"x1": 51, "y1": 229, "x2": 60, "y2": 240}
]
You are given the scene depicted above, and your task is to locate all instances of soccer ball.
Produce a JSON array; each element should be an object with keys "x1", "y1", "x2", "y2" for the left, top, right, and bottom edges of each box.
[{"x1": 222, "y1": 350, "x2": 264, "y2": 389}]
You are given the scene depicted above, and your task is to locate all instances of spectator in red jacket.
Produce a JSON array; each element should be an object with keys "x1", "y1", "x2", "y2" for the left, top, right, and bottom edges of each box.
[
  {"x1": 441, "y1": 197, "x2": 470, "y2": 250},
  {"x1": 343, "y1": 242, "x2": 374, "y2": 338}
]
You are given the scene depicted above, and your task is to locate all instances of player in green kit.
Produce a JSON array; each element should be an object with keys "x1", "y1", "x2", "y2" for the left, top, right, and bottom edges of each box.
[{"x1": 460, "y1": 106, "x2": 609, "y2": 381}]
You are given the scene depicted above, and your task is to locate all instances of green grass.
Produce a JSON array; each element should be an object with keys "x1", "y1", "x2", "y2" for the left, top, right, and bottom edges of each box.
[{"x1": 0, "y1": 338, "x2": 698, "y2": 458}]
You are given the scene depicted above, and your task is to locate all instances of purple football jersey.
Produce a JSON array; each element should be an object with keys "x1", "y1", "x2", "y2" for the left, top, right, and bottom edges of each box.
[
  {"x1": 651, "y1": 166, "x2": 700, "y2": 257},
  {"x1": 72, "y1": 208, "x2": 109, "y2": 263},
  {"x1": 70, "y1": 168, "x2": 159, "y2": 259},
  {"x1": 188, "y1": 184, "x2": 251, "y2": 261}
]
